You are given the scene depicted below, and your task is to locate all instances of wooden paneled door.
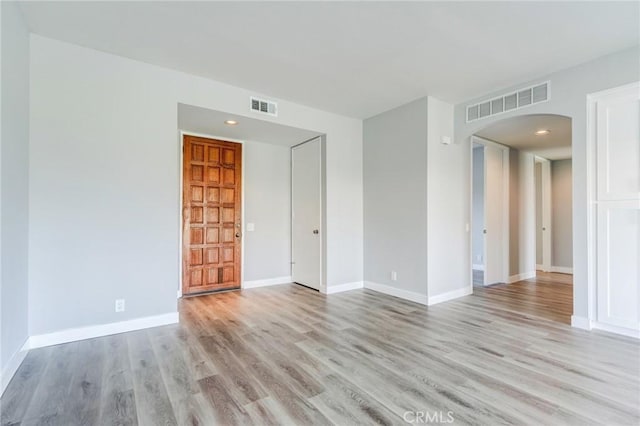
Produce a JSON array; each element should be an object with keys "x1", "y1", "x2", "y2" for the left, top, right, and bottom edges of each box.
[{"x1": 183, "y1": 135, "x2": 242, "y2": 295}]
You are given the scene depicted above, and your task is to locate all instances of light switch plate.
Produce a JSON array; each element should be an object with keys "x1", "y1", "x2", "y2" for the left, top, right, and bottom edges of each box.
[{"x1": 246, "y1": 223, "x2": 255, "y2": 232}]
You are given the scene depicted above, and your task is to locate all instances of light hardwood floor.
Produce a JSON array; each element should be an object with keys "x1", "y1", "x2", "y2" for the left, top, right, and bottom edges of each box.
[
  {"x1": 474, "y1": 271, "x2": 573, "y2": 324},
  {"x1": 2, "y1": 283, "x2": 638, "y2": 425}
]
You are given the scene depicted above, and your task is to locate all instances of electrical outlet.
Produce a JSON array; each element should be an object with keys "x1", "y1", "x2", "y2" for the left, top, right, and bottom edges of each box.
[
  {"x1": 391, "y1": 271, "x2": 397, "y2": 281},
  {"x1": 115, "y1": 299, "x2": 125, "y2": 313}
]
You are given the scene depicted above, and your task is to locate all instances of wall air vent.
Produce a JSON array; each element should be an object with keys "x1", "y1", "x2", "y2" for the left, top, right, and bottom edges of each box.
[
  {"x1": 250, "y1": 97, "x2": 278, "y2": 117},
  {"x1": 466, "y1": 81, "x2": 550, "y2": 123}
]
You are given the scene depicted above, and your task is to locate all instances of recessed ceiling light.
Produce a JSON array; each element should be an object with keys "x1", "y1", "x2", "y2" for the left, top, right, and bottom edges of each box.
[
  {"x1": 225, "y1": 120, "x2": 238, "y2": 125},
  {"x1": 535, "y1": 129, "x2": 550, "y2": 135}
]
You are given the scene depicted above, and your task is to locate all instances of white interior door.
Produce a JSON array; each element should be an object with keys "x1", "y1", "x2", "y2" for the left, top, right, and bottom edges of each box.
[
  {"x1": 292, "y1": 138, "x2": 322, "y2": 290},
  {"x1": 597, "y1": 201, "x2": 640, "y2": 331},
  {"x1": 539, "y1": 158, "x2": 552, "y2": 272},
  {"x1": 484, "y1": 143, "x2": 507, "y2": 285},
  {"x1": 595, "y1": 82, "x2": 640, "y2": 333}
]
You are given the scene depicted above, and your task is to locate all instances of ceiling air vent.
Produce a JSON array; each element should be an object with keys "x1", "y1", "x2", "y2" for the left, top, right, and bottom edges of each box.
[
  {"x1": 250, "y1": 97, "x2": 278, "y2": 117},
  {"x1": 466, "y1": 81, "x2": 550, "y2": 123}
]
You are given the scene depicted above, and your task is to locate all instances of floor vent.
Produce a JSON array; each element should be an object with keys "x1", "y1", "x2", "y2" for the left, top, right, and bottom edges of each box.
[
  {"x1": 467, "y1": 81, "x2": 549, "y2": 123},
  {"x1": 250, "y1": 97, "x2": 278, "y2": 117}
]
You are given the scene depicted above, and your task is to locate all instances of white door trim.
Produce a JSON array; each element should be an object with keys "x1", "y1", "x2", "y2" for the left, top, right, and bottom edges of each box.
[{"x1": 470, "y1": 136, "x2": 510, "y2": 286}]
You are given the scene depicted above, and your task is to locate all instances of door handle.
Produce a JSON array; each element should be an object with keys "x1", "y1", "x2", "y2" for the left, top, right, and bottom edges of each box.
[
  {"x1": 313, "y1": 229, "x2": 319, "y2": 234},
  {"x1": 235, "y1": 232, "x2": 241, "y2": 238},
  {"x1": 483, "y1": 229, "x2": 487, "y2": 234}
]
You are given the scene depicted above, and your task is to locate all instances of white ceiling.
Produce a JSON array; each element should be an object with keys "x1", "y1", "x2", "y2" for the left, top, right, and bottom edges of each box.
[
  {"x1": 178, "y1": 104, "x2": 321, "y2": 147},
  {"x1": 19, "y1": 1, "x2": 639, "y2": 119},
  {"x1": 475, "y1": 114, "x2": 572, "y2": 160}
]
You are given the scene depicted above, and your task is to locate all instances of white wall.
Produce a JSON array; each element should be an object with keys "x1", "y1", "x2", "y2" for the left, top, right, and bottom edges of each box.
[
  {"x1": 472, "y1": 147, "x2": 484, "y2": 268},
  {"x1": 552, "y1": 159, "x2": 573, "y2": 269},
  {"x1": 426, "y1": 96, "x2": 468, "y2": 300},
  {"x1": 363, "y1": 96, "x2": 468, "y2": 303},
  {"x1": 363, "y1": 98, "x2": 428, "y2": 296},
  {"x1": 29, "y1": 35, "x2": 362, "y2": 336},
  {"x1": 1, "y1": 1, "x2": 30, "y2": 385},
  {"x1": 242, "y1": 141, "x2": 291, "y2": 281},
  {"x1": 517, "y1": 150, "x2": 536, "y2": 277},
  {"x1": 455, "y1": 46, "x2": 640, "y2": 319},
  {"x1": 508, "y1": 148, "x2": 536, "y2": 278}
]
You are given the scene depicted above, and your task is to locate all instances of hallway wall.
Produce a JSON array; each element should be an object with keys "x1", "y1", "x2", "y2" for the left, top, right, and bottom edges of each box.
[
  {"x1": 509, "y1": 148, "x2": 536, "y2": 279},
  {"x1": 472, "y1": 146, "x2": 484, "y2": 268},
  {"x1": 552, "y1": 159, "x2": 573, "y2": 269}
]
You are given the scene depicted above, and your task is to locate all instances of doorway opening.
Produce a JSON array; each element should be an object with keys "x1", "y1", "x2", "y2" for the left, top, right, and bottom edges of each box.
[
  {"x1": 470, "y1": 113, "x2": 574, "y2": 324},
  {"x1": 177, "y1": 103, "x2": 324, "y2": 298}
]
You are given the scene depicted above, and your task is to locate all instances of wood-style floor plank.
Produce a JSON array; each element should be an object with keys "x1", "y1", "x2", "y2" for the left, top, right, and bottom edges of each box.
[
  {"x1": 2, "y1": 275, "x2": 639, "y2": 425},
  {"x1": 0, "y1": 347, "x2": 51, "y2": 426},
  {"x1": 64, "y1": 338, "x2": 105, "y2": 425},
  {"x1": 19, "y1": 342, "x2": 79, "y2": 424},
  {"x1": 474, "y1": 271, "x2": 573, "y2": 324},
  {"x1": 126, "y1": 330, "x2": 177, "y2": 426},
  {"x1": 98, "y1": 334, "x2": 137, "y2": 426}
]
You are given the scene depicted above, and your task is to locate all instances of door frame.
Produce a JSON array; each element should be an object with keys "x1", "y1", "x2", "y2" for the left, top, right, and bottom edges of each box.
[
  {"x1": 534, "y1": 156, "x2": 552, "y2": 272},
  {"x1": 585, "y1": 81, "x2": 640, "y2": 336},
  {"x1": 470, "y1": 135, "x2": 510, "y2": 286},
  {"x1": 178, "y1": 131, "x2": 246, "y2": 298},
  {"x1": 291, "y1": 136, "x2": 324, "y2": 292}
]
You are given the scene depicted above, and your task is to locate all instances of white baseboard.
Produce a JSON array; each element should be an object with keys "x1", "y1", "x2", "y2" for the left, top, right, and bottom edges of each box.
[
  {"x1": 592, "y1": 322, "x2": 640, "y2": 339},
  {"x1": 472, "y1": 264, "x2": 484, "y2": 271},
  {"x1": 1, "y1": 338, "x2": 29, "y2": 397},
  {"x1": 551, "y1": 266, "x2": 573, "y2": 274},
  {"x1": 364, "y1": 281, "x2": 428, "y2": 305},
  {"x1": 571, "y1": 315, "x2": 593, "y2": 330},
  {"x1": 325, "y1": 281, "x2": 363, "y2": 294},
  {"x1": 428, "y1": 286, "x2": 473, "y2": 306},
  {"x1": 242, "y1": 276, "x2": 292, "y2": 289},
  {"x1": 536, "y1": 264, "x2": 544, "y2": 271},
  {"x1": 571, "y1": 316, "x2": 639, "y2": 338},
  {"x1": 507, "y1": 271, "x2": 536, "y2": 284},
  {"x1": 28, "y1": 312, "x2": 179, "y2": 349}
]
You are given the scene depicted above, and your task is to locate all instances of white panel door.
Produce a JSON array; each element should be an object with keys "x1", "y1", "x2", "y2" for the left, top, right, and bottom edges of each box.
[
  {"x1": 484, "y1": 144, "x2": 506, "y2": 285},
  {"x1": 595, "y1": 82, "x2": 640, "y2": 333},
  {"x1": 597, "y1": 201, "x2": 640, "y2": 330},
  {"x1": 596, "y1": 86, "x2": 640, "y2": 201},
  {"x1": 537, "y1": 159, "x2": 553, "y2": 272},
  {"x1": 292, "y1": 138, "x2": 321, "y2": 290}
]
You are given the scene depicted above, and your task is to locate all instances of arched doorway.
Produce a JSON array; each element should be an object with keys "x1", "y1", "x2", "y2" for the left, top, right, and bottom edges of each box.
[{"x1": 469, "y1": 114, "x2": 573, "y2": 324}]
